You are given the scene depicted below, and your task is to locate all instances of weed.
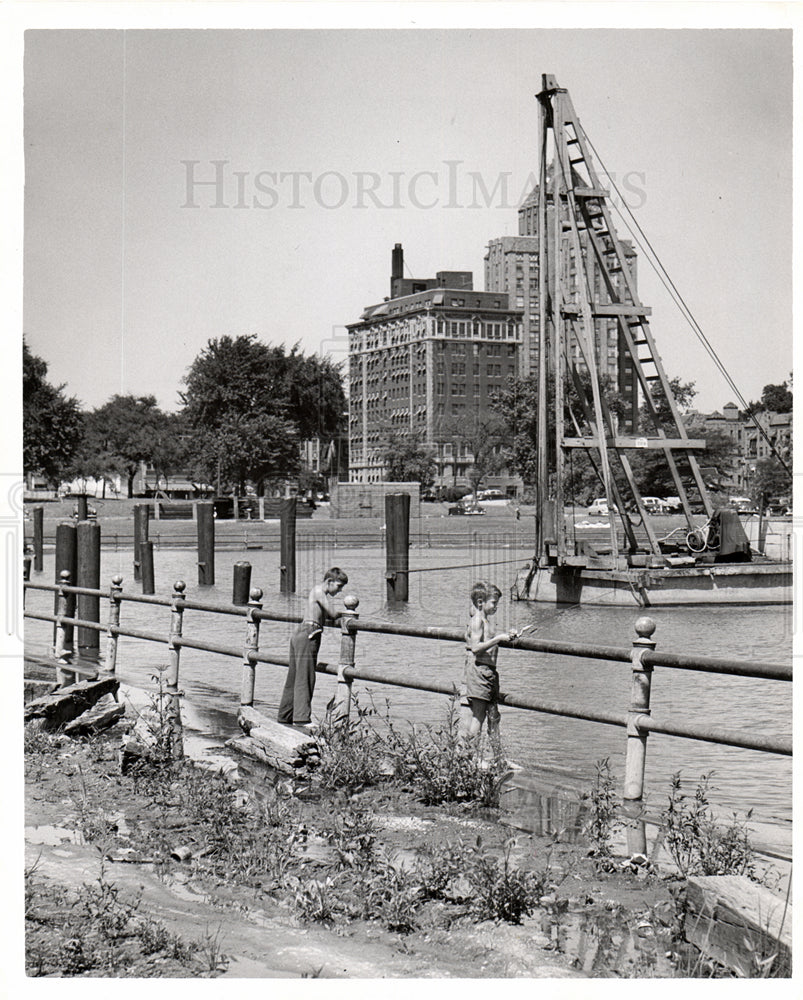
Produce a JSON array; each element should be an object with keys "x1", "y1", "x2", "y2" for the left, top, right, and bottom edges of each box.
[
  {"x1": 24, "y1": 723, "x2": 61, "y2": 756},
  {"x1": 415, "y1": 842, "x2": 472, "y2": 901},
  {"x1": 583, "y1": 757, "x2": 621, "y2": 871},
  {"x1": 662, "y1": 773, "x2": 757, "y2": 879},
  {"x1": 197, "y1": 924, "x2": 229, "y2": 973},
  {"x1": 384, "y1": 704, "x2": 504, "y2": 807},
  {"x1": 467, "y1": 837, "x2": 546, "y2": 924},
  {"x1": 358, "y1": 853, "x2": 422, "y2": 933},
  {"x1": 324, "y1": 804, "x2": 377, "y2": 867},
  {"x1": 73, "y1": 764, "x2": 118, "y2": 844},
  {"x1": 317, "y1": 701, "x2": 386, "y2": 791},
  {"x1": 292, "y1": 875, "x2": 339, "y2": 924}
]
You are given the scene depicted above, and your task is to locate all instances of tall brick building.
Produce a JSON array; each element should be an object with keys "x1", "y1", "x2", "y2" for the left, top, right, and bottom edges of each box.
[
  {"x1": 486, "y1": 185, "x2": 639, "y2": 430},
  {"x1": 347, "y1": 245, "x2": 522, "y2": 485}
]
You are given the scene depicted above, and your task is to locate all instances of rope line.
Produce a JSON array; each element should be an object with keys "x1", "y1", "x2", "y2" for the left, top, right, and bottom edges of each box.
[{"x1": 404, "y1": 555, "x2": 532, "y2": 574}]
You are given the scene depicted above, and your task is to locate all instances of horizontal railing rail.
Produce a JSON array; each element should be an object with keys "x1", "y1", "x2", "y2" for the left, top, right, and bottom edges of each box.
[
  {"x1": 24, "y1": 574, "x2": 792, "y2": 855},
  {"x1": 23, "y1": 580, "x2": 792, "y2": 682}
]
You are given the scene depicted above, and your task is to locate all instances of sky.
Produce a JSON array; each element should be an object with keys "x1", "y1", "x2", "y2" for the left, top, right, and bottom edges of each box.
[{"x1": 19, "y1": 23, "x2": 794, "y2": 416}]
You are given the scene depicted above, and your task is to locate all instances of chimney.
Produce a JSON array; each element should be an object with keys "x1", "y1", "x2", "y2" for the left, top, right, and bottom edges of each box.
[{"x1": 391, "y1": 243, "x2": 403, "y2": 297}]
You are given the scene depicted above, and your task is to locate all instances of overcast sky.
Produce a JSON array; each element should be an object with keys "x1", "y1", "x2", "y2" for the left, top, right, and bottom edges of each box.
[{"x1": 20, "y1": 26, "x2": 793, "y2": 415}]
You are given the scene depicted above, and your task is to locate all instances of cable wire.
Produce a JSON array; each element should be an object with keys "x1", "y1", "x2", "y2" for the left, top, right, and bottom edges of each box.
[{"x1": 581, "y1": 127, "x2": 791, "y2": 476}]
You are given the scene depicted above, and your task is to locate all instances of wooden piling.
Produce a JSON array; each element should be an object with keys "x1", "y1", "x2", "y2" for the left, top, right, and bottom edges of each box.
[
  {"x1": 385, "y1": 493, "x2": 410, "y2": 602},
  {"x1": 141, "y1": 540, "x2": 155, "y2": 595},
  {"x1": 75, "y1": 494, "x2": 88, "y2": 521},
  {"x1": 76, "y1": 520, "x2": 101, "y2": 654},
  {"x1": 232, "y1": 561, "x2": 252, "y2": 605},
  {"x1": 54, "y1": 521, "x2": 77, "y2": 647},
  {"x1": 32, "y1": 505, "x2": 44, "y2": 572},
  {"x1": 279, "y1": 498, "x2": 297, "y2": 594},
  {"x1": 133, "y1": 504, "x2": 149, "y2": 581},
  {"x1": 196, "y1": 501, "x2": 215, "y2": 585},
  {"x1": 623, "y1": 616, "x2": 657, "y2": 856}
]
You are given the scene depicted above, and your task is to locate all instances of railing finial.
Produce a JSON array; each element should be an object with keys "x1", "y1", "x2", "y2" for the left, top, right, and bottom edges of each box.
[
  {"x1": 634, "y1": 615, "x2": 656, "y2": 640},
  {"x1": 249, "y1": 587, "x2": 263, "y2": 602}
]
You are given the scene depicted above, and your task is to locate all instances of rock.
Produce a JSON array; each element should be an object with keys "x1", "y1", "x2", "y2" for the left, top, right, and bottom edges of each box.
[{"x1": 64, "y1": 695, "x2": 125, "y2": 737}]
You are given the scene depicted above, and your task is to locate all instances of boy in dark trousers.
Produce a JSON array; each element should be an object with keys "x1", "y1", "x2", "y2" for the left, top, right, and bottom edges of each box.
[{"x1": 278, "y1": 567, "x2": 348, "y2": 731}]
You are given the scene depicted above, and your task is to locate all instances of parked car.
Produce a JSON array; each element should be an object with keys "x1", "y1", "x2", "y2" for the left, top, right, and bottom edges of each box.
[
  {"x1": 477, "y1": 489, "x2": 510, "y2": 502},
  {"x1": 641, "y1": 496, "x2": 670, "y2": 514},
  {"x1": 448, "y1": 501, "x2": 486, "y2": 516},
  {"x1": 587, "y1": 498, "x2": 617, "y2": 516},
  {"x1": 728, "y1": 496, "x2": 758, "y2": 515}
]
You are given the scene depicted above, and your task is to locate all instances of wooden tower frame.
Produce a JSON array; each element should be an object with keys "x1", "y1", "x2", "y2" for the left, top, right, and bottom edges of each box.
[{"x1": 534, "y1": 75, "x2": 713, "y2": 567}]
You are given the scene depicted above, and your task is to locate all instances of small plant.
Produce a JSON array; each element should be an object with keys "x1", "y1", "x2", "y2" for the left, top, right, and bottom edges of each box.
[
  {"x1": 196, "y1": 924, "x2": 228, "y2": 973},
  {"x1": 292, "y1": 875, "x2": 338, "y2": 924},
  {"x1": 324, "y1": 804, "x2": 377, "y2": 867},
  {"x1": 662, "y1": 772, "x2": 757, "y2": 879},
  {"x1": 583, "y1": 757, "x2": 621, "y2": 871},
  {"x1": 317, "y1": 701, "x2": 386, "y2": 791},
  {"x1": 358, "y1": 852, "x2": 422, "y2": 933},
  {"x1": 467, "y1": 837, "x2": 546, "y2": 925},
  {"x1": 385, "y1": 704, "x2": 504, "y2": 807}
]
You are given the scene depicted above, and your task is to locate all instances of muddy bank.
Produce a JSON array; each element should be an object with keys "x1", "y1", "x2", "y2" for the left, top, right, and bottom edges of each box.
[{"x1": 23, "y1": 717, "x2": 691, "y2": 980}]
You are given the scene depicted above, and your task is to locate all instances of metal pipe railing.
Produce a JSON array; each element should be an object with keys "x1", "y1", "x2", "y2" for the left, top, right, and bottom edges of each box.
[{"x1": 24, "y1": 575, "x2": 792, "y2": 850}]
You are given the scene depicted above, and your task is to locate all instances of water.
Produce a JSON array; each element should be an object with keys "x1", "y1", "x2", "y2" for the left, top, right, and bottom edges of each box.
[{"x1": 24, "y1": 543, "x2": 792, "y2": 847}]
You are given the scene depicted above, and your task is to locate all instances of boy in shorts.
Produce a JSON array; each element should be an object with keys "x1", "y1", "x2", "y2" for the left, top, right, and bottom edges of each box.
[{"x1": 459, "y1": 580, "x2": 519, "y2": 761}]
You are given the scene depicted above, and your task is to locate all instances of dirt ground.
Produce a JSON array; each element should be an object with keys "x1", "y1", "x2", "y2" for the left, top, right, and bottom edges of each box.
[{"x1": 21, "y1": 713, "x2": 692, "y2": 981}]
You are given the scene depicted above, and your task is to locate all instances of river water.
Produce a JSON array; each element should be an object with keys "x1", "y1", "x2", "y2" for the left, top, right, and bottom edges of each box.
[{"x1": 24, "y1": 541, "x2": 792, "y2": 852}]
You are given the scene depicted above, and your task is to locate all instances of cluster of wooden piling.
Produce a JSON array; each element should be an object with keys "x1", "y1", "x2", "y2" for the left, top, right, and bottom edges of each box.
[{"x1": 32, "y1": 491, "x2": 416, "y2": 612}]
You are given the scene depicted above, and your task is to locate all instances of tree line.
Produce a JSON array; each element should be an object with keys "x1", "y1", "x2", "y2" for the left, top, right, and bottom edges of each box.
[
  {"x1": 24, "y1": 331, "x2": 791, "y2": 504},
  {"x1": 23, "y1": 335, "x2": 346, "y2": 498},
  {"x1": 382, "y1": 373, "x2": 793, "y2": 504}
]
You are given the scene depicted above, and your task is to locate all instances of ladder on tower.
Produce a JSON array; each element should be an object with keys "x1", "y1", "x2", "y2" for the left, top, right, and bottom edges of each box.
[{"x1": 534, "y1": 74, "x2": 712, "y2": 565}]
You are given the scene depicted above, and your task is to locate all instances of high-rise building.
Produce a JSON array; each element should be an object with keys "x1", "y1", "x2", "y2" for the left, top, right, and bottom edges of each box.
[
  {"x1": 483, "y1": 235, "x2": 540, "y2": 376},
  {"x1": 486, "y1": 185, "x2": 639, "y2": 429},
  {"x1": 347, "y1": 245, "x2": 523, "y2": 485}
]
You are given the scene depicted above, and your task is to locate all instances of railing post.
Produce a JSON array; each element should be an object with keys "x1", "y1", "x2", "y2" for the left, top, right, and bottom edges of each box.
[
  {"x1": 166, "y1": 580, "x2": 186, "y2": 758},
  {"x1": 623, "y1": 615, "x2": 657, "y2": 857},
  {"x1": 104, "y1": 575, "x2": 124, "y2": 675},
  {"x1": 54, "y1": 569, "x2": 76, "y2": 687},
  {"x1": 330, "y1": 595, "x2": 360, "y2": 726},
  {"x1": 240, "y1": 588, "x2": 263, "y2": 707}
]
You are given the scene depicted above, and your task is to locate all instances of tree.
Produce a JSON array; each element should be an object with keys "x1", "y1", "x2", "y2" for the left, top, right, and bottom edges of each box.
[
  {"x1": 760, "y1": 380, "x2": 793, "y2": 414},
  {"x1": 751, "y1": 457, "x2": 792, "y2": 503},
  {"x1": 440, "y1": 408, "x2": 507, "y2": 498},
  {"x1": 181, "y1": 335, "x2": 346, "y2": 443},
  {"x1": 382, "y1": 431, "x2": 436, "y2": 486},
  {"x1": 84, "y1": 395, "x2": 174, "y2": 498},
  {"x1": 23, "y1": 342, "x2": 85, "y2": 486},
  {"x1": 187, "y1": 413, "x2": 300, "y2": 495}
]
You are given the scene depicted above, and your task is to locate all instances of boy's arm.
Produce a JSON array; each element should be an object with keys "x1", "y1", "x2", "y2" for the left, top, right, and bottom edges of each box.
[{"x1": 315, "y1": 590, "x2": 343, "y2": 624}]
